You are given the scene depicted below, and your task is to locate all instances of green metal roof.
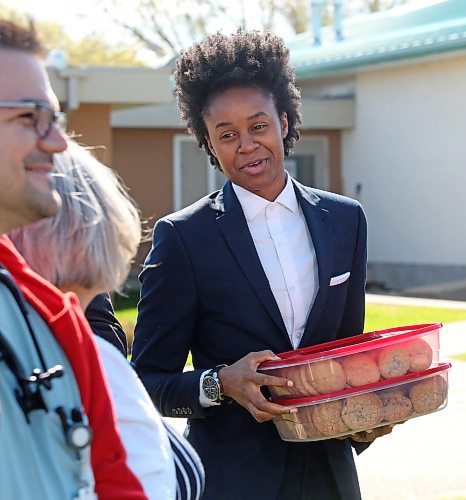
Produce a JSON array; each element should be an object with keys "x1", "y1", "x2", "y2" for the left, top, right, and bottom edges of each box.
[{"x1": 289, "y1": 0, "x2": 466, "y2": 79}]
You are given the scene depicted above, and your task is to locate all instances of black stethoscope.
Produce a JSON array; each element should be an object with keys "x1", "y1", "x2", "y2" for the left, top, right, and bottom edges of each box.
[{"x1": 0, "y1": 266, "x2": 92, "y2": 451}]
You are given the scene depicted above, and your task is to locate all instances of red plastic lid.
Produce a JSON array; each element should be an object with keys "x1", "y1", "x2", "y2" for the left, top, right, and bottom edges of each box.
[
  {"x1": 274, "y1": 361, "x2": 452, "y2": 407},
  {"x1": 259, "y1": 323, "x2": 442, "y2": 370}
]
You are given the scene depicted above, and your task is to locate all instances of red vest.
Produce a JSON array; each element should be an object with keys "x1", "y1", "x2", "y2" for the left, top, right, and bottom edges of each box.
[{"x1": 0, "y1": 235, "x2": 146, "y2": 499}]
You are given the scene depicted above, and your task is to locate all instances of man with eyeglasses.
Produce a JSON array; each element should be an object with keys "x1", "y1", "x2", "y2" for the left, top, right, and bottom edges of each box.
[
  {"x1": 0, "y1": 99, "x2": 67, "y2": 137},
  {"x1": 0, "y1": 19, "x2": 146, "y2": 499}
]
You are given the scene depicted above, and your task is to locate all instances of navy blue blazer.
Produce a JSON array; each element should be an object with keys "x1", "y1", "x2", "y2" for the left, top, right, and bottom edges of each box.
[
  {"x1": 86, "y1": 293, "x2": 127, "y2": 356},
  {"x1": 132, "y1": 179, "x2": 367, "y2": 500}
]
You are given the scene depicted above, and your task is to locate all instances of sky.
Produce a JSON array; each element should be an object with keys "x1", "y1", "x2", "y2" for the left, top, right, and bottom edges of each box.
[
  {"x1": 1, "y1": 0, "x2": 436, "y2": 42},
  {"x1": 0, "y1": 0, "x2": 277, "y2": 66},
  {"x1": 0, "y1": 0, "x2": 435, "y2": 65},
  {"x1": 0, "y1": 0, "x2": 163, "y2": 64},
  {"x1": 1, "y1": 0, "x2": 121, "y2": 42}
]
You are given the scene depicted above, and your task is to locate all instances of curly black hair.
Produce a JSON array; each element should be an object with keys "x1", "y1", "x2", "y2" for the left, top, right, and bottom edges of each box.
[{"x1": 174, "y1": 30, "x2": 301, "y2": 170}]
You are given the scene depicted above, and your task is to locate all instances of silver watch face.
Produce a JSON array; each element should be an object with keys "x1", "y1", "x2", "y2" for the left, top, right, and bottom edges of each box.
[{"x1": 203, "y1": 375, "x2": 220, "y2": 401}]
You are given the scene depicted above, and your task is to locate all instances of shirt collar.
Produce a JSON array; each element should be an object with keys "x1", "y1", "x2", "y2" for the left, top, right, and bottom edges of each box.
[{"x1": 232, "y1": 173, "x2": 299, "y2": 222}]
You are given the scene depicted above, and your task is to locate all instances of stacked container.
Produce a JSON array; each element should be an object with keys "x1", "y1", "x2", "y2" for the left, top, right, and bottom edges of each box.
[{"x1": 258, "y1": 323, "x2": 451, "y2": 442}]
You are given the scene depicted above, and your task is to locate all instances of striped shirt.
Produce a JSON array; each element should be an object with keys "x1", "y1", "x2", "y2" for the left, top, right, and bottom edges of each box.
[{"x1": 164, "y1": 421, "x2": 205, "y2": 500}]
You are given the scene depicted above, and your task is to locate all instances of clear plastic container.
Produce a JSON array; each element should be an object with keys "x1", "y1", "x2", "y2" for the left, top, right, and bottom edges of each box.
[
  {"x1": 259, "y1": 323, "x2": 441, "y2": 400},
  {"x1": 272, "y1": 362, "x2": 451, "y2": 442}
]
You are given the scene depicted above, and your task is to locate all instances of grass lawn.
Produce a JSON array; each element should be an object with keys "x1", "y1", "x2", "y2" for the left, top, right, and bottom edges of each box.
[
  {"x1": 363, "y1": 304, "x2": 466, "y2": 332},
  {"x1": 115, "y1": 300, "x2": 466, "y2": 361}
]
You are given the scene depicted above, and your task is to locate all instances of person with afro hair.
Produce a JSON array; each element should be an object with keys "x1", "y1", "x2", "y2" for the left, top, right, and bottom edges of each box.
[
  {"x1": 174, "y1": 30, "x2": 301, "y2": 172},
  {"x1": 132, "y1": 30, "x2": 374, "y2": 500}
]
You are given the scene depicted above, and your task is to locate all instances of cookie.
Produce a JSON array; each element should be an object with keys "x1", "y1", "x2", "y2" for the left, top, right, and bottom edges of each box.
[
  {"x1": 308, "y1": 359, "x2": 346, "y2": 394},
  {"x1": 341, "y1": 393, "x2": 384, "y2": 431},
  {"x1": 267, "y1": 367, "x2": 299, "y2": 399},
  {"x1": 405, "y1": 338, "x2": 433, "y2": 373},
  {"x1": 366, "y1": 348, "x2": 381, "y2": 361},
  {"x1": 312, "y1": 400, "x2": 349, "y2": 437},
  {"x1": 409, "y1": 375, "x2": 448, "y2": 414},
  {"x1": 378, "y1": 345, "x2": 410, "y2": 379},
  {"x1": 298, "y1": 406, "x2": 322, "y2": 439},
  {"x1": 379, "y1": 388, "x2": 413, "y2": 422},
  {"x1": 295, "y1": 364, "x2": 320, "y2": 397},
  {"x1": 268, "y1": 364, "x2": 321, "y2": 399},
  {"x1": 340, "y1": 353, "x2": 380, "y2": 387},
  {"x1": 274, "y1": 413, "x2": 308, "y2": 440}
]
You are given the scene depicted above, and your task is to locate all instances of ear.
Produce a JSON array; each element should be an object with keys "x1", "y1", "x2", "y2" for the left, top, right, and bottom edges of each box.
[
  {"x1": 205, "y1": 136, "x2": 217, "y2": 158},
  {"x1": 280, "y1": 112, "x2": 289, "y2": 139}
]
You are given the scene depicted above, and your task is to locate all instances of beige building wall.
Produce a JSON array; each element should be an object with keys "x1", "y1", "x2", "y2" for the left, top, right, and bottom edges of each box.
[
  {"x1": 112, "y1": 128, "x2": 177, "y2": 221},
  {"x1": 342, "y1": 54, "x2": 466, "y2": 286},
  {"x1": 112, "y1": 128, "x2": 179, "y2": 266},
  {"x1": 67, "y1": 104, "x2": 113, "y2": 164}
]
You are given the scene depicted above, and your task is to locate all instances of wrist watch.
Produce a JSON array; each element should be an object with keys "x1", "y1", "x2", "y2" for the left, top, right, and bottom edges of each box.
[{"x1": 202, "y1": 364, "x2": 228, "y2": 404}]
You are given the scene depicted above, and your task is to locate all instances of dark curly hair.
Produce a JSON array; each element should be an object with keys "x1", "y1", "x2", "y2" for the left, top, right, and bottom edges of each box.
[{"x1": 174, "y1": 30, "x2": 301, "y2": 170}]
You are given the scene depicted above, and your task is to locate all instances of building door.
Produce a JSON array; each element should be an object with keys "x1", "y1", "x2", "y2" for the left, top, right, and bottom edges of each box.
[{"x1": 173, "y1": 135, "x2": 225, "y2": 210}]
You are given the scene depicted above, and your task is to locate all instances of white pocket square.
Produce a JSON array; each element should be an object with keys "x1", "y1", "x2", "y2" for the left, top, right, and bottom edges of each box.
[{"x1": 329, "y1": 272, "x2": 350, "y2": 286}]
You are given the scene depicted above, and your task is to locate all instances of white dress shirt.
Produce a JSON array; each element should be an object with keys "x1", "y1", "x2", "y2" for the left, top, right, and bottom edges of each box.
[
  {"x1": 232, "y1": 175, "x2": 319, "y2": 348},
  {"x1": 199, "y1": 175, "x2": 319, "y2": 407}
]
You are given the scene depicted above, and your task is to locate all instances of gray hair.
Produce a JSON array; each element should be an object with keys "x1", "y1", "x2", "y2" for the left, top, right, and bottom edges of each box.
[{"x1": 10, "y1": 140, "x2": 141, "y2": 292}]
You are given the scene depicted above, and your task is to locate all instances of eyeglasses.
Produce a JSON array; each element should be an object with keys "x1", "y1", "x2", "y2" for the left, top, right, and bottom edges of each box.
[{"x1": 0, "y1": 100, "x2": 67, "y2": 139}]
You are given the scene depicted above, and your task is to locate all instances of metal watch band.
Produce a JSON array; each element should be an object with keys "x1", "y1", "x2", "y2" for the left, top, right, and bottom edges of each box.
[{"x1": 202, "y1": 364, "x2": 228, "y2": 404}]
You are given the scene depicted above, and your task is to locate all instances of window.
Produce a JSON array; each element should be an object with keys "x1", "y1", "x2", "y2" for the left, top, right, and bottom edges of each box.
[
  {"x1": 286, "y1": 136, "x2": 328, "y2": 190},
  {"x1": 174, "y1": 135, "x2": 225, "y2": 210}
]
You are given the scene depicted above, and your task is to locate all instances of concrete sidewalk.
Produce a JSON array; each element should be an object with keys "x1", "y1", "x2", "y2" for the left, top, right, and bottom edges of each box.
[{"x1": 357, "y1": 296, "x2": 466, "y2": 500}]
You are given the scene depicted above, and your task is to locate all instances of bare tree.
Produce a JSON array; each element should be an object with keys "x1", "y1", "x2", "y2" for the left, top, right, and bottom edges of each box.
[
  {"x1": 98, "y1": 0, "x2": 261, "y2": 58},
  {"x1": 274, "y1": 0, "x2": 309, "y2": 34},
  {"x1": 350, "y1": 0, "x2": 412, "y2": 14},
  {"x1": 96, "y1": 0, "x2": 415, "y2": 61}
]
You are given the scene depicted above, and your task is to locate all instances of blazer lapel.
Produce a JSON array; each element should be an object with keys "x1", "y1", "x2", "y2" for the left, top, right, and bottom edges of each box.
[
  {"x1": 212, "y1": 182, "x2": 289, "y2": 339},
  {"x1": 293, "y1": 182, "x2": 333, "y2": 347}
]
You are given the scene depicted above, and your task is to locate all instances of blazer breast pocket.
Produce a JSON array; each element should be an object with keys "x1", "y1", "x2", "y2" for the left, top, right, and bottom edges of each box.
[{"x1": 329, "y1": 272, "x2": 350, "y2": 287}]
